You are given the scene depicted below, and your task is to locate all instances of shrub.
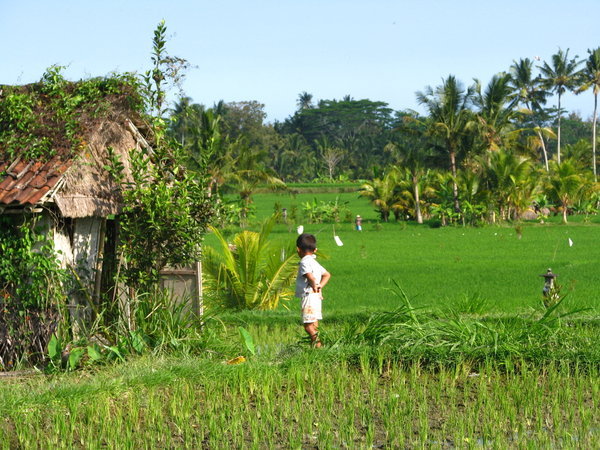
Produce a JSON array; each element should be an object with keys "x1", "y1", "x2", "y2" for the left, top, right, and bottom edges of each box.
[{"x1": 203, "y1": 215, "x2": 297, "y2": 310}]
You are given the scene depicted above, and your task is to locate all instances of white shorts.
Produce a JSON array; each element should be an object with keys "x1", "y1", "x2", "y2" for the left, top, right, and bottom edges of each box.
[{"x1": 301, "y1": 293, "x2": 322, "y2": 323}]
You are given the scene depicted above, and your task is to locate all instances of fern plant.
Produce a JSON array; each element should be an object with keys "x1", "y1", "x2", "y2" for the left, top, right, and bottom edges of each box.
[{"x1": 203, "y1": 215, "x2": 297, "y2": 310}]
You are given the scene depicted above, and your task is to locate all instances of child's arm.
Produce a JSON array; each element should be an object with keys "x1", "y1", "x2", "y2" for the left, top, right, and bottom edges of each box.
[
  {"x1": 305, "y1": 272, "x2": 320, "y2": 293},
  {"x1": 319, "y1": 271, "x2": 331, "y2": 291},
  {"x1": 305, "y1": 270, "x2": 331, "y2": 295}
]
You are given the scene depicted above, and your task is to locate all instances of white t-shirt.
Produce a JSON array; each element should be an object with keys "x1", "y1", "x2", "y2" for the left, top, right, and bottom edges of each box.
[{"x1": 295, "y1": 254, "x2": 326, "y2": 298}]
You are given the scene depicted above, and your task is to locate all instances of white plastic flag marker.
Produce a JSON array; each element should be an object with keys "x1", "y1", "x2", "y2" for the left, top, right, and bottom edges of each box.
[
  {"x1": 568, "y1": 238, "x2": 573, "y2": 247},
  {"x1": 296, "y1": 225, "x2": 304, "y2": 235},
  {"x1": 334, "y1": 235, "x2": 344, "y2": 246}
]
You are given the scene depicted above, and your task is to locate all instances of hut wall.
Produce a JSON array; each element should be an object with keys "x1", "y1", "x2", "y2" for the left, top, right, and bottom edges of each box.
[
  {"x1": 53, "y1": 217, "x2": 102, "y2": 277},
  {"x1": 52, "y1": 216, "x2": 104, "y2": 327}
]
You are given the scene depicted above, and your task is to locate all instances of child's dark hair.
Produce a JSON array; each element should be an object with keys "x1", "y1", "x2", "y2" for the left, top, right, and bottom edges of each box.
[{"x1": 296, "y1": 233, "x2": 317, "y2": 252}]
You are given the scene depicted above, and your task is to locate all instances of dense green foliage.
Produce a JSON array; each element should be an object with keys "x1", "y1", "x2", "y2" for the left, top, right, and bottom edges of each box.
[
  {"x1": 202, "y1": 216, "x2": 297, "y2": 310},
  {"x1": 0, "y1": 21, "x2": 215, "y2": 369},
  {"x1": 167, "y1": 50, "x2": 598, "y2": 183},
  {"x1": 0, "y1": 67, "x2": 143, "y2": 162},
  {"x1": 0, "y1": 217, "x2": 66, "y2": 369},
  {"x1": 0, "y1": 217, "x2": 65, "y2": 310},
  {"x1": 105, "y1": 20, "x2": 215, "y2": 291},
  {"x1": 117, "y1": 142, "x2": 214, "y2": 290},
  {"x1": 165, "y1": 47, "x2": 600, "y2": 227}
]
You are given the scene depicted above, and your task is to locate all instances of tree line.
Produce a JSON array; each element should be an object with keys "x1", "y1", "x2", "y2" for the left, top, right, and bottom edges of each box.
[{"x1": 168, "y1": 47, "x2": 600, "y2": 224}]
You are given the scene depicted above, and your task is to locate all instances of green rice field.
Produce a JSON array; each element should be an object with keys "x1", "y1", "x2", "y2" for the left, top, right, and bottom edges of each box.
[
  {"x1": 1, "y1": 187, "x2": 599, "y2": 447},
  {"x1": 220, "y1": 189, "x2": 600, "y2": 314}
]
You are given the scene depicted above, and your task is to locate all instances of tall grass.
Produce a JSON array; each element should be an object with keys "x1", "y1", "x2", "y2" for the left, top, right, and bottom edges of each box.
[{"x1": 1, "y1": 354, "x2": 598, "y2": 447}]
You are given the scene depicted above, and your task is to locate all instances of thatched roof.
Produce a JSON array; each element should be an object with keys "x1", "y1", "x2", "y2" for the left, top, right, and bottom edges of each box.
[
  {"x1": 0, "y1": 77, "x2": 151, "y2": 218},
  {"x1": 54, "y1": 119, "x2": 141, "y2": 218}
]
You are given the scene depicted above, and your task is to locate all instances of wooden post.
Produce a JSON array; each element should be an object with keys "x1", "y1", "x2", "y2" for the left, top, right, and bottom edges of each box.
[
  {"x1": 92, "y1": 218, "x2": 106, "y2": 310},
  {"x1": 195, "y1": 261, "x2": 203, "y2": 316}
]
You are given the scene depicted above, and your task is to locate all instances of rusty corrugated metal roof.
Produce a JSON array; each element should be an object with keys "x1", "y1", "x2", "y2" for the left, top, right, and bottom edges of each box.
[{"x1": 0, "y1": 156, "x2": 72, "y2": 207}]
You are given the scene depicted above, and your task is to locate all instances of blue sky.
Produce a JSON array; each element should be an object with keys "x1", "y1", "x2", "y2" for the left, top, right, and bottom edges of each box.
[{"x1": 3, "y1": 0, "x2": 600, "y2": 122}]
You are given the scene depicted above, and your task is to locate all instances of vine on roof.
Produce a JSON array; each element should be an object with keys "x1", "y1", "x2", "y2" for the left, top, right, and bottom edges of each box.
[{"x1": 0, "y1": 67, "x2": 144, "y2": 162}]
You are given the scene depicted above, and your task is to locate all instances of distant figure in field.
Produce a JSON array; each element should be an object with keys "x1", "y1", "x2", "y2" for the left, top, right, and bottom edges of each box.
[
  {"x1": 295, "y1": 233, "x2": 331, "y2": 348},
  {"x1": 355, "y1": 215, "x2": 362, "y2": 231}
]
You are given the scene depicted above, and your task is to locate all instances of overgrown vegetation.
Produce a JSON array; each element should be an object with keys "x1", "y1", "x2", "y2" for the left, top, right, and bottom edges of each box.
[
  {"x1": 64, "y1": 21, "x2": 215, "y2": 366},
  {"x1": 114, "y1": 20, "x2": 213, "y2": 292},
  {"x1": 0, "y1": 67, "x2": 143, "y2": 162},
  {"x1": 0, "y1": 21, "x2": 215, "y2": 370},
  {"x1": 0, "y1": 217, "x2": 66, "y2": 369}
]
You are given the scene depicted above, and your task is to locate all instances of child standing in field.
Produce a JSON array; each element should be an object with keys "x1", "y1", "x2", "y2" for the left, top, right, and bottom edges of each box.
[{"x1": 295, "y1": 233, "x2": 331, "y2": 348}]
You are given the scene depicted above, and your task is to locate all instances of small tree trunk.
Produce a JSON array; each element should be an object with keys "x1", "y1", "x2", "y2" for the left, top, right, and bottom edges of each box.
[
  {"x1": 528, "y1": 99, "x2": 549, "y2": 171},
  {"x1": 537, "y1": 129, "x2": 549, "y2": 171},
  {"x1": 593, "y1": 94, "x2": 598, "y2": 182},
  {"x1": 562, "y1": 205, "x2": 568, "y2": 224},
  {"x1": 557, "y1": 93, "x2": 562, "y2": 165},
  {"x1": 413, "y1": 176, "x2": 423, "y2": 224},
  {"x1": 449, "y1": 149, "x2": 461, "y2": 213}
]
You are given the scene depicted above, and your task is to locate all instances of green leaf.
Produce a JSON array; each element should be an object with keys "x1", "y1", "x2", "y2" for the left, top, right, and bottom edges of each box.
[
  {"x1": 68, "y1": 348, "x2": 85, "y2": 370},
  {"x1": 48, "y1": 335, "x2": 60, "y2": 360},
  {"x1": 129, "y1": 330, "x2": 146, "y2": 353},
  {"x1": 107, "y1": 346, "x2": 125, "y2": 362},
  {"x1": 86, "y1": 345, "x2": 102, "y2": 362},
  {"x1": 239, "y1": 326, "x2": 256, "y2": 356}
]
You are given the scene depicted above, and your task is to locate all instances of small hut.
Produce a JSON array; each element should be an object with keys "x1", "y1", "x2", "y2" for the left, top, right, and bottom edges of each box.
[
  {"x1": 0, "y1": 78, "x2": 150, "y2": 302},
  {"x1": 1, "y1": 119, "x2": 148, "y2": 299},
  {"x1": 0, "y1": 76, "x2": 206, "y2": 368}
]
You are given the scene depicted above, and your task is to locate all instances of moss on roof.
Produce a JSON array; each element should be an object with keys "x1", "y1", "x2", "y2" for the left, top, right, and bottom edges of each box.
[{"x1": 0, "y1": 68, "x2": 146, "y2": 163}]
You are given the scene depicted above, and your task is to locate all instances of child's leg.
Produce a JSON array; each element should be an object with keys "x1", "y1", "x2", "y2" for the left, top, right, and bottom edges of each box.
[{"x1": 304, "y1": 321, "x2": 321, "y2": 347}]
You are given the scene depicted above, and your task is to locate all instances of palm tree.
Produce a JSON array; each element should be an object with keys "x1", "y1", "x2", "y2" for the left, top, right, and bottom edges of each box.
[
  {"x1": 170, "y1": 96, "x2": 195, "y2": 146},
  {"x1": 429, "y1": 170, "x2": 459, "y2": 225},
  {"x1": 545, "y1": 159, "x2": 587, "y2": 224},
  {"x1": 297, "y1": 91, "x2": 314, "y2": 111},
  {"x1": 483, "y1": 149, "x2": 535, "y2": 220},
  {"x1": 509, "y1": 58, "x2": 552, "y2": 170},
  {"x1": 359, "y1": 168, "x2": 403, "y2": 222},
  {"x1": 202, "y1": 215, "x2": 297, "y2": 310},
  {"x1": 185, "y1": 108, "x2": 230, "y2": 197},
  {"x1": 416, "y1": 75, "x2": 475, "y2": 213},
  {"x1": 576, "y1": 47, "x2": 600, "y2": 181},
  {"x1": 563, "y1": 139, "x2": 592, "y2": 168},
  {"x1": 457, "y1": 168, "x2": 488, "y2": 224},
  {"x1": 224, "y1": 142, "x2": 286, "y2": 226},
  {"x1": 538, "y1": 48, "x2": 583, "y2": 164},
  {"x1": 385, "y1": 142, "x2": 433, "y2": 224},
  {"x1": 279, "y1": 133, "x2": 314, "y2": 181},
  {"x1": 473, "y1": 73, "x2": 520, "y2": 152}
]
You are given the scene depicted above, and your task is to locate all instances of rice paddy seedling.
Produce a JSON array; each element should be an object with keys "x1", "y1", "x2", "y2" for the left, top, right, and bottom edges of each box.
[{"x1": 0, "y1": 350, "x2": 600, "y2": 448}]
